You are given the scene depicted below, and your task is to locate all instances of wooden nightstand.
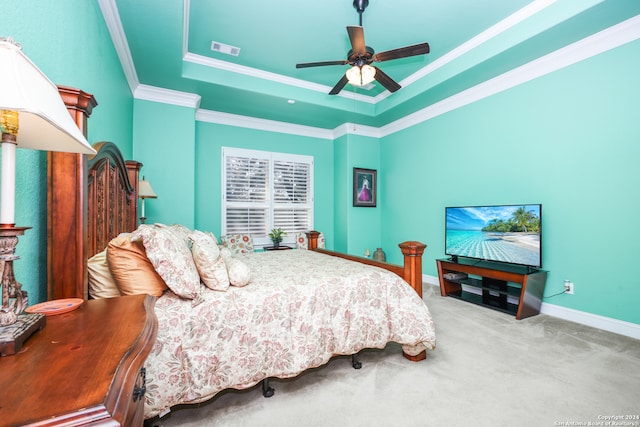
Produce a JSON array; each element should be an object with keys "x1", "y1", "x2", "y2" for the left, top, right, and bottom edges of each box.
[{"x1": 0, "y1": 294, "x2": 157, "y2": 426}]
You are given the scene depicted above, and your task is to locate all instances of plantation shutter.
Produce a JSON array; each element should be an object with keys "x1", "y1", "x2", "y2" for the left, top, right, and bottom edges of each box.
[
  {"x1": 273, "y1": 160, "x2": 312, "y2": 233},
  {"x1": 224, "y1": 154, "x2": 269, "y2": 235},
  {"x1": 222, "y1": 148, "x2": 313, "y2": 240}
]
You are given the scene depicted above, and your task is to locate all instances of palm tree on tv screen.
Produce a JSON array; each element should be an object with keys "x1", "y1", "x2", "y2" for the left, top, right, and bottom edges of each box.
[{"x1": 513, "y1": 207, "x2": 535, "y2": 232}]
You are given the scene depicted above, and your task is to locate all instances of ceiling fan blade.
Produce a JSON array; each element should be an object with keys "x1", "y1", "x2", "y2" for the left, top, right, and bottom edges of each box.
[
  {"x1": 372, "y1": 42, "x2": 430, "y2": 62},
  {"x1": 296, "y1": 60, "x2": 348, "y2": 68},
  {"x1": 373, "y1": 67, "x2": 401, "y2": 93},
  {"x1": 329, "y1": 74, "x2": 349, "y2": 95},
  {"x1": 347, "y1": 26, "x2": 366, "y2": 55}
]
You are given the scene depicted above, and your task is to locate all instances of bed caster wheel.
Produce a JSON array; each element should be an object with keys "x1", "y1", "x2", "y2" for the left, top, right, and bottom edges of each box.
[
  {"x1": 351, "y1": 354, "x2": 362, "y2": 369},
  {"x1": 262, "y1": 379, "x2": 275, "y2": 398}
]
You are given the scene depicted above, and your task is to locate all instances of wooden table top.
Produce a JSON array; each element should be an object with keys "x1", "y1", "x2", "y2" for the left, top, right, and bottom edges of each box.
[{"x1": 0, "y1": 294, "x2": 157, "y2": 426}]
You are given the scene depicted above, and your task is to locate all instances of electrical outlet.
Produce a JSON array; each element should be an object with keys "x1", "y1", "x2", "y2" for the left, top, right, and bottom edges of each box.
[{"x1": 564, "y1": 280, "x2": 574, "y2": 295}]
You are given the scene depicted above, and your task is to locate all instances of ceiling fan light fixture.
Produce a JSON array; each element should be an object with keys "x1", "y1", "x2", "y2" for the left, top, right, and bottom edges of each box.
[{"x1": 346, "y1": 64, "x2": 376, "y2": 87}]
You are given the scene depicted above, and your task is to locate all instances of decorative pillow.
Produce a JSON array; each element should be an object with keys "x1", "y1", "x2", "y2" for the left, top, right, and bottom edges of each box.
[
  {"x1": 317, "y1": 232, "x2": 326, "y2": 249},
  {"x1": 106, "y1": 234, "x2": 168, "y2": 297},
  {"x1": 131, "y1": 224, "x2": 201, "y2": 300},
  {"x1": 220, "y1": 247, "x2": 251, "y2": 287},
  {"x1": 295, "y1": 232, "x2": 308, "y2": 249},
  {"x1": 189, "y1": 230, "x2": 230, "y2": 291},
  {"x1": 220, "y1": 233, "x2": 254, "y2": 255},
  {"x1": 158, "y1": 223, "x2": 192, "y2": 242},
  {"x1": 88, "y1": 249, "x2": 121, "y2": 299}
]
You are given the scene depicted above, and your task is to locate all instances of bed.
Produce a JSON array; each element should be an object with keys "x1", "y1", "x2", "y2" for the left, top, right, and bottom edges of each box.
[{"x1": 47, "y1": 121, "x2": 436, "y2": 419}]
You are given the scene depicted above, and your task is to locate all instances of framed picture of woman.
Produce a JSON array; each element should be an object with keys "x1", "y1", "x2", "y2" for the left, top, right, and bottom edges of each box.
[{"x1": 353, "y1": 168, "x2": 377, "y2": 207}]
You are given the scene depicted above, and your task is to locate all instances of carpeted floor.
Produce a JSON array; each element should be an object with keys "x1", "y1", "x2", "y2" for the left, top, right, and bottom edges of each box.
[{"x1": 150, "y1": 285, "x2": 640, "y2": 427}]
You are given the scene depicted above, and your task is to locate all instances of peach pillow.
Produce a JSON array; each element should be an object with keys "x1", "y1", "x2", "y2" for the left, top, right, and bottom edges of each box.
[
  {"x1": 88, "y1": 250, "x2": 121, "y2": 299},
  {"x1": 189, "y1": 230, "x2": 230, "y2": 291},
  {"x1": 107, "y1": 233, "x2": 168, "y2": 297}
]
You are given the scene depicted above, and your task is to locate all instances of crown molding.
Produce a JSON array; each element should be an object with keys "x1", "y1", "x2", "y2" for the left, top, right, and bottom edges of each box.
[
  {"x1": 98, "y1": 0, "x2": 138, "y2": 93},
  {"x1": 134, "y1": 84, "x2": 201, "y2": 108},
  {"x1": 196, "y1": 110, "x2": 334, "y2": 140},
  {"x1": 333, "y1": 123, "x2": 381, "y2": 139}
]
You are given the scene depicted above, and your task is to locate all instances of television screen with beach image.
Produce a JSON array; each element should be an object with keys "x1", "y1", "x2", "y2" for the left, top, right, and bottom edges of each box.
[{"x1": 445, "y1": 204, "x2": 542, "y2": 268}]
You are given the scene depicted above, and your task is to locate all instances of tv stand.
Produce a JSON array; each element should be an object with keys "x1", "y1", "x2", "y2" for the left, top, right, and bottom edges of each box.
[{"x1": 436, "y1": 258, "x2": 547, "y2": 320}]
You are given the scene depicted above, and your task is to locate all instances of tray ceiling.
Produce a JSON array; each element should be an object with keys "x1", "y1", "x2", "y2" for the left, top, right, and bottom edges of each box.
[{"x1": 104, "y1": 0, "x2": 640, "y2": 131}]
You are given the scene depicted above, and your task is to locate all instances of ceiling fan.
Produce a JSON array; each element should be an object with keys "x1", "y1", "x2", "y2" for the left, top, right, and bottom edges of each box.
[{"x1": 296, "y1": 0, "x2": 430, "y2": 95}]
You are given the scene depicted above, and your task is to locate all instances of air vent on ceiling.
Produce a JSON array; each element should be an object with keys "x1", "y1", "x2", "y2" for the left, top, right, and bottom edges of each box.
[{"x1": 211, "y1": 41, "x2": 240, "y2": 56}]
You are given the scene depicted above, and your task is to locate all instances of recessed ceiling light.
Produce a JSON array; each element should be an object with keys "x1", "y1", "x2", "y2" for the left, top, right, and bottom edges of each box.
[
  {"x1": 287, "y1": 99, "x2": 295, "y2": 104},
  {"x1": 211, "y1": 41, "x2": 240, "y2": 56}
]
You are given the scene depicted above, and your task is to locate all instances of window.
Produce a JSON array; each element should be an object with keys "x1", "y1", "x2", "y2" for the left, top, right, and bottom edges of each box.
[{"x1": 222, "y1": 147, "x2": 313, "y2": 245}]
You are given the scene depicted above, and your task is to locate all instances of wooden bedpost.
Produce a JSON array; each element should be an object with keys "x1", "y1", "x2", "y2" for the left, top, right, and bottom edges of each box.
[
  {"x1": 398, "y1": 241, "x2": 427, "y2": 299},
  {"x1": 307, "y1": 230, "x2": 320, "y2": 250},
  {"x1": 398, "y1": 241, "x2": 427, "y2": 362},
  {"x1": 48, "y1": 86, "x2": 97, "y2": 300}
]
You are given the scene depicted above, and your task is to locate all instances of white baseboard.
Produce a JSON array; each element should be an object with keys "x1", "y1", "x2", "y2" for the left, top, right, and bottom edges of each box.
[
  {"x1": 423, "y1": 274, "x2": 640, "y2": 340},
  {"x1": 540, "y1": 303, "x2": 640, "y2": 340},
  {"x1": 423, "y1": 274, "x2": 439, "y2": 287}
]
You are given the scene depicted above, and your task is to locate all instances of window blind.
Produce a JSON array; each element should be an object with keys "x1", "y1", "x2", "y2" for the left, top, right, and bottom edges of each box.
[{"x1": 222, "y1": 148, "x2": 313, "y2": 239}]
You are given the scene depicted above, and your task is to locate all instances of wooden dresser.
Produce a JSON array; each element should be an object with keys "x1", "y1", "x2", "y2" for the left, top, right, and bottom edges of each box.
[{"x1": 0, "y1": 295, "x2": 157, "y2": 426}]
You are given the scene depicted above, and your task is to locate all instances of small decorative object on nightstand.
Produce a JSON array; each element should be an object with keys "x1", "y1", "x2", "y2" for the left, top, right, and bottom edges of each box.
[
  {"x1": 373, "y1": 247, "x2": 386, "y2": 262},
  {"x1": 0, "y1": 38, "x2": 95, "y2": 350},
  {"x1": 268, "y1": 227, "x2": 286, "y2": 248}
]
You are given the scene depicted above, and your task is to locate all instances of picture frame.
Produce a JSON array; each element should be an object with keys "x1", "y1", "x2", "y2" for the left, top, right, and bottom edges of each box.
[{"x1": 353, "y1": 168, "x2": 377, "y2": 207}]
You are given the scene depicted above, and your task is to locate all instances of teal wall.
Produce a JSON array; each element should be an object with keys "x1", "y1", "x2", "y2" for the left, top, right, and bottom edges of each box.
[
  {"x1": 3, "y1": 0, "x2": 133, "y2": 303},
  {"x1": 381, "y1": 38, "x2": 640, "y2": 324},
  {"x1": 333, "y1": 135, "x2": 349, "y2": 253},
  {"x1": 194, "y1": 122, "x2": 335, "y2": 246},
  {"x1": 334, "y1": 134, "x2": 382, "y2": 257},
  {"x1": 133, "y1": 100, "x2": 196, "y2": 228}
]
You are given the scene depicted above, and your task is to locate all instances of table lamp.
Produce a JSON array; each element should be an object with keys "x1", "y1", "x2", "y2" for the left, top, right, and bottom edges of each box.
[
  {"x1": 0, "y1": 37, "x2": 96, "y2": 331},
  {"x1": 138, "y1": 177, "x2": 157, "y2": 224}
]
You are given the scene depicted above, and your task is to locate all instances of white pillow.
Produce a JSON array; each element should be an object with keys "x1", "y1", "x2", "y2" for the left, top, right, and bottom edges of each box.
[
  {"x1": 220, "y1": 247, "x2": 251, "y2": 287},
  {"x1": 189, "y1": 230, "x2": 230, "y2": 291}
]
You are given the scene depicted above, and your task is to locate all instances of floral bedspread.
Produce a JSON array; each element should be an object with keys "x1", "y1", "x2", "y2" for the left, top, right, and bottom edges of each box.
[{"x1": 144, "y1": 250, "x2": 436, "y2": 418}]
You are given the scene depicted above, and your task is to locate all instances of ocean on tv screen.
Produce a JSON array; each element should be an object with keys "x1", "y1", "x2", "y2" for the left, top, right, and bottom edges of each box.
[{"x1": 445, "y1": 205, "x2": 541, "y2": 266}]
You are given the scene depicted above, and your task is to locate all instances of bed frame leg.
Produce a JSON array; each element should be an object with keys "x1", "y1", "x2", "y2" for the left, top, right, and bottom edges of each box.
[
  {"x1": 261, "y1": 378, "x2": 275, "y2": 398},
  {"x1": 351, "y1": 353, "x2": 362, "y2": 369}
]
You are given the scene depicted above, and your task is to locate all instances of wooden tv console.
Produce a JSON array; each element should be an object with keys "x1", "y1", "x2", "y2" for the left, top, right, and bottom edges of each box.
[{"x1": 436, "y1": 258, "x2": 547, "y2": 320}]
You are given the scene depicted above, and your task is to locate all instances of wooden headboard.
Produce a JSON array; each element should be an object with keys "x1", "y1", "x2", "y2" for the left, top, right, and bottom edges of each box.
[
  {"x1": 48, "y1": 138, "x2": 142, "y2": 299},
  {"x1": 47, "y1": 86, "x2": 141, "y2": 300}
]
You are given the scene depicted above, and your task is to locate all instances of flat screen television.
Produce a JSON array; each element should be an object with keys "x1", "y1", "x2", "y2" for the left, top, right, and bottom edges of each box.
[{"x1": 445, "y1": 204, "x2": 542, "y2": 268}]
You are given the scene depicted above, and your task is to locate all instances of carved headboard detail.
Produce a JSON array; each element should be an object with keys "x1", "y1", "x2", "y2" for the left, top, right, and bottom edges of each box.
[{"x1": 87, "y1": 141, "x2": 141, "y2": 260}]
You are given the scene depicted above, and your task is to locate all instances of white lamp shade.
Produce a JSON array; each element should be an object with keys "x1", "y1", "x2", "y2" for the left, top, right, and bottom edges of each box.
[
  {"x1": 138, "y1": 179, "x2": 157, "y2": 199},
  {"x1": 346, "y1": 64, "x2": 376, "y2": 87},
  {"x1": 0, "y1": 39, "x2": 95, "y2": 154}
]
